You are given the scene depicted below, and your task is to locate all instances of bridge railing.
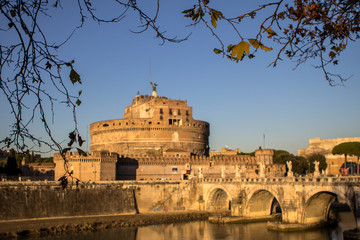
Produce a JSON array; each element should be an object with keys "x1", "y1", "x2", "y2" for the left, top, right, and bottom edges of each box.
[{"x1": 198, "y1": 176, "x2": 360, "y2": 184}]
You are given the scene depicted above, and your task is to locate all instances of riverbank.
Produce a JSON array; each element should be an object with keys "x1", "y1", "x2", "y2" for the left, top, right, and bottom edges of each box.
[{"x1": 0, "y1": 212, "x2": 212, "y2": 239}]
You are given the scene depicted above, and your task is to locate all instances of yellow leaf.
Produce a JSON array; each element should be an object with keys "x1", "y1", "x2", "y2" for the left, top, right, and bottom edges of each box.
[
  {"x1": 211, "y1": 14, "x2": 217, "y2": 28},
  {"x1": 231, "y1": 41, "x2": 250, "y2": 60},
  {"x1": 265, "y1": 27, "x2": 277, "y2": 38},
  {"x1": 260, "y1": 45, "x2": 273, "y2": 51},
  {"x1": 248, "y1": 39, "x2": 260, "y2": 49},
  {"x1": 249, "y1": 39, "x2": 273, "y2": 52}
]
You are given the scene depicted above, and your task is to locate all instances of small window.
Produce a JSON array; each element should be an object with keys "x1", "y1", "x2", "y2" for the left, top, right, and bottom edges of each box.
[
  {"x1": 169, "y1": 109, "x2": 172, "y2": 115},
  {"x1": 172, "y1": 167, "x2": 178, "y2": 172},
  {"x1": 103, "y1": 123, "x2": 109, "y2": 127},
  {"x1": 160, "y1": 116, "x2": 163, "y2": 120},
  {"x1": 186, "y1": 110, "x2": 189, "y2": 116},
  {"x1": 149, "y1": 121, "x2": 152, "y2": 125},
  {"x1": 160, "y1": 108, "x2": 163, "y2": 114},
  {"x1": 178, "y1": 109, "x2": 181, "y2": 115}
]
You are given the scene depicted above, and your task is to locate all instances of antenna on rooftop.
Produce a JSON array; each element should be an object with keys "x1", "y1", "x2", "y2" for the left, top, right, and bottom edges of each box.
[
  {"x1": 263, "y1": 133, "x2": 265, "y2": 149},
  {"x1": 149, "y1": 62, "x2": 151, "y2": 96},
  {"x1": 87, "y1": 125, "x2": 89, "y2": 152}
]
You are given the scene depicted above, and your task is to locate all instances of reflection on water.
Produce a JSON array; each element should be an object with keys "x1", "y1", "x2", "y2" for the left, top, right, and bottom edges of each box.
[{"x1": 29, "y1": 212, "x2": 357, "y2": 240}]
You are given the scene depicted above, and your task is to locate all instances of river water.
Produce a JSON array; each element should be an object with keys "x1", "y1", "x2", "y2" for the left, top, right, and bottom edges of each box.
[{"x1": 29, "y1": 212, "x2": 356, "y2": 240}]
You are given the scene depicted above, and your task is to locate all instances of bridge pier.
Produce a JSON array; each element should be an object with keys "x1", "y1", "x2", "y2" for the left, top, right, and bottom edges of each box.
[{"x1": 230, "y1": 203, "x2": 242, "y2": 216}]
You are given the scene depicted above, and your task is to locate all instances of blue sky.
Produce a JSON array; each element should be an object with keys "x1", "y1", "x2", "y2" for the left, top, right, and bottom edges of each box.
[{"x1": 1, "y1": 1, "x2": 359, "y2": 156}]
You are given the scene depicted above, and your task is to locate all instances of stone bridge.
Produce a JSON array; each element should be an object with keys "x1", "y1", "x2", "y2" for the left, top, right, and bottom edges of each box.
[
  {"x1": 1, "y1": 176, "x2": 360, "y2": 228},
  {"x1": 127, "y1": 176, "x2": 360, "y2": 226}
]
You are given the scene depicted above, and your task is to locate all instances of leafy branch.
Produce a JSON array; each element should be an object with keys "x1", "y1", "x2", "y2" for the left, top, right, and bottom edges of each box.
[{"x1": 182, "y1": 0, "x2": 359, "y2": 85}]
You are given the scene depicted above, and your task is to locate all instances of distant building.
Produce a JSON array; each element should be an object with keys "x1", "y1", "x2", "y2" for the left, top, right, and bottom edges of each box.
[
  {"x1": 21, "y1": 162, "x2": 55, "y2": 181},
  {"x1": 298, "y1": 137, "x2": 360, "y2": 175},
  {"x1": 210, "y1": 148, "x2": 242, "y2": 157}
]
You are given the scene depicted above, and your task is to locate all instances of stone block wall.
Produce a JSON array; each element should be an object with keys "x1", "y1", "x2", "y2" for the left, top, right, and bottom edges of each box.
[{"x1": 0, "y1": 182, "x2": 136, "y2": 220}]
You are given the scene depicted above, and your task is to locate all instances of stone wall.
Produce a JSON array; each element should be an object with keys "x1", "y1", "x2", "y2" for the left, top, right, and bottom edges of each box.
[{"x1": 0, "y1": 182, "x2": 136, "y2": 220}]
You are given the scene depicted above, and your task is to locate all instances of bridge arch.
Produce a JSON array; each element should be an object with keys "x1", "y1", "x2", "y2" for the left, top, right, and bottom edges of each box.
[
  {"x1": 302, "y1": 190, "x2": 352, "y2": 224},
  {"x1": 244, "y1": 189, "x2": 282, "y2": 218},
  {"x1": 205, "y1": 186, "x2": 232, "y2": 211}
]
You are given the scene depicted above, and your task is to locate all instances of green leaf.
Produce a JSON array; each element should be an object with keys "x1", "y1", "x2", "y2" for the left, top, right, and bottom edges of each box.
[
  {"x1": 76, "y1": 99, "x2": 82, "y2": 106},
  {"x1": 70, "y1": 68, "x2": 81, "y2": 84},
  {"x1": 78, "y1": 90, "x2": 82, "y2": 96},
  {"x1": 77, "y1": 148, "x2": 87, "y2": 157}
]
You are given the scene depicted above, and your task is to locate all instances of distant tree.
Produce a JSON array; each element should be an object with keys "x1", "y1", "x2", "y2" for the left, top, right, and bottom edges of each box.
[
  {"x1": 332, "y1": 142, "x2": 360, "y2": 174},
  {"x1": 38, "y1": 157, "x2": 54, "y2": 163},
  {"x1": 307, "y1": 154, "x2": 327, "y2": 173},
  {"x1": 273, "y1": 150, "x2": 290, "y2": 164},
  {"x1": 4, "y1": 149, "x2": 19, "y2": 176},
  {"x1": 238, "y1": 152, "x2": 255, "y2": 157},
  {"x1": 273, "y1": 150, "x2": 307, "y2": 175}
]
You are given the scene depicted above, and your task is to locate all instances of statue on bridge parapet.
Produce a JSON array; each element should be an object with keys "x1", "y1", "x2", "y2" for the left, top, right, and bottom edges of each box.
[
  {"x1": 198, "y1": 167, "x2": 204, "y2": 179},
  {"x1": 314, "y1": 161, "x2": 320, "y2": 178},
  {"x1": 221, "y1": 166, "x2": 225, "y2": 179},
  {"x1": 286, "y1": 161, "x2": 294, "y2": 177},
  {"x1": 259, "y1": 162, "x2": 265, "y2": 178},
  {"x1": 235, "y1": 165, "x2": 240, "y2": 178}
]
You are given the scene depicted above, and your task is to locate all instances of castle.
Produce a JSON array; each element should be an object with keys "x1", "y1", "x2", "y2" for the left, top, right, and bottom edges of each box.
[
  {"x1": 54, "y1": 84, "x2": 285, "y2": 181},
  {"x1": 90, "y1": 91, "x2": 210, "y2": 156}
]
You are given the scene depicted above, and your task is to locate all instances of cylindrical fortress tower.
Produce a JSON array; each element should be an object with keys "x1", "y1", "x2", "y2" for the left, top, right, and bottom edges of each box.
[{"x1": 90, "y1": 94, "x2": 210, "y2": 156}]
